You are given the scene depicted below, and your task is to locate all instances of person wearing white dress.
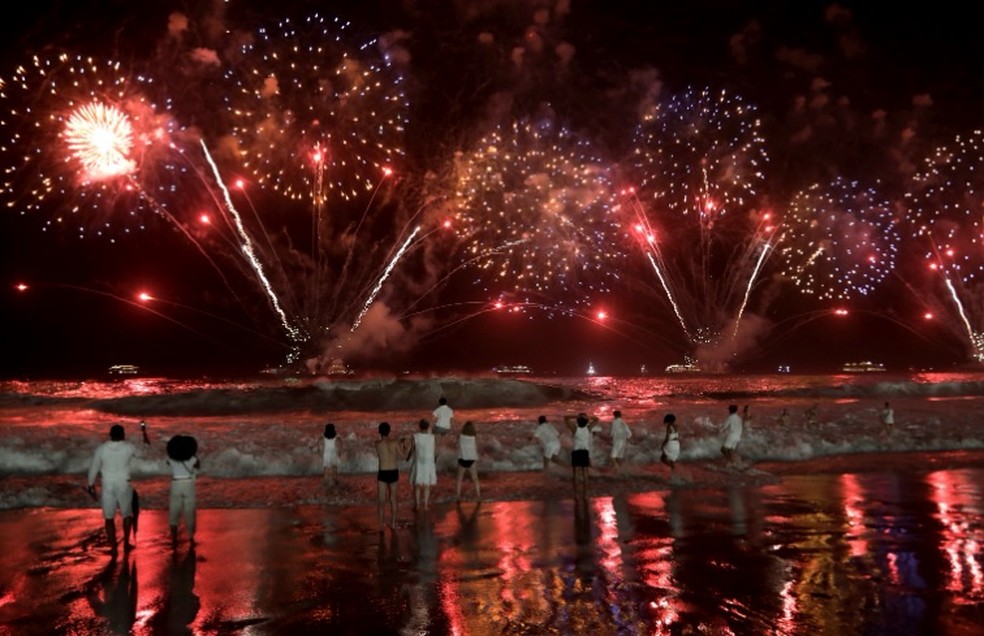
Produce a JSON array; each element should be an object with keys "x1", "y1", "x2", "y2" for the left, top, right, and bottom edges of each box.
[
  {"x1": 322, "y1": 423, "x2": 340, "y2": 487},
  {"x1": 880, "y1": 402, "x2": 895, "y2": 434},
  {"x1": 532, "y1": 415, "x2": 561, "y2": 473},
  {"x1": 720, "y1": 404, "x2": 744, "y2": 465},
  {"x1": 660, "y1": 413, "x2": 680, "y2": 473},
  {"x1": 610, "y1": 410, "x2": 633, "y2": 474},
  {"x1": 410, "y1": 419, "x2": 437, "y2": 510}
]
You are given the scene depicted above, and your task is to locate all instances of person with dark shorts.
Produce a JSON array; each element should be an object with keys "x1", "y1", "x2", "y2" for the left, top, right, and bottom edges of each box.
[
  {"x1": 565, "y1": 412, "x2": 598, "y2": 501},
  {"x1": 375, "y1": 422, "x2": 406, "y2": 529},
  {"x1": 455, "y1": 420, "x2": 481, "y2": 501}
]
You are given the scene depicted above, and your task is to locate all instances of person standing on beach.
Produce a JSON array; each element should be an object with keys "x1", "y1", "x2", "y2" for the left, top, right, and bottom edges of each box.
[
  {"x1": 565, "y1": 413, "x2": 599, "y2": 500},
  {"x1": 719, "y1": 404, "x2": 743, "y2": 465},
  {"x1": 609, "y1": 410, "x2": 633, "y2": 475},
  {"x1": 375, "y1": 422, "x2": 404, "y2": 529},
  {"x1": 660, "y1": 413, "x2": 680, "y2": 474},
  {"x1": 410, "y1": 418, "x2": 438, "y2": 510},
  {"x1": 87, "y1": 423, "x2": 141, "y2": 555},
  {"x1": 165, "y1": 434, "x2": 200, "y2": 548},
  {"x1": 532, "y1": 415, "x2": 561, "y2": 473},
  {"x1": 322, "y1": 423, "x2": 340, "y2": 487},
  {"x1": 880, "y1": 402, "x2": 895, "y2": 434},
  {"x1": 433, "y1": 397, "x2": 453, "y2": 436},
  {"x1": 455, "y1": 420, "x2": 481, "y2": 501}
]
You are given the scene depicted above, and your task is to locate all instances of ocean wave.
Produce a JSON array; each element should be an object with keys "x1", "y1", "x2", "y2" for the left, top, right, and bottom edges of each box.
[{"x1": 80, "y1": 378, "x2": 591, "y2": 417}]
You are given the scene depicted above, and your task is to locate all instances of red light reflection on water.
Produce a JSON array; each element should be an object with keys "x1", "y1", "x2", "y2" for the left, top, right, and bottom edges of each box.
[
  {"x1": 839, "y1": 473, "x2": 870, "y2": 558},
  {"x1": 927, "y1": 470, "x2": 984, "y2": 598}
]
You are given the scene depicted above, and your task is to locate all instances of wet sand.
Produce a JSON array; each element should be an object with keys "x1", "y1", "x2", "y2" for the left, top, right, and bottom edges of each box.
[{"x1": 1, "y1": 459, "x2": 984, "y2": 635}]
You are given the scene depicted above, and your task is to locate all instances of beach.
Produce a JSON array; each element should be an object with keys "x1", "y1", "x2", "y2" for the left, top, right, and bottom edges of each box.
[
  {"x1": 2, "y1": 453, "x2": 983, "y2": 635},
  {"x1": 2, "y1": 373, "x2": 984, "y2": 633}
]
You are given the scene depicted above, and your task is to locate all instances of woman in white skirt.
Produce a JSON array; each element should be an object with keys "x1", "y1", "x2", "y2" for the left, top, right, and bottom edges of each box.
[
  {"x1": 660, "y1": 413, "x2": 680, "y2": 474},
  {"x1": 410, "y1": 418, "x2": 437, "y2": 510}
]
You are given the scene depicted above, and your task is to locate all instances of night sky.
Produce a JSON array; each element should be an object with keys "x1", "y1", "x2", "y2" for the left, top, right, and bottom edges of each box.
[{"x1": 3, "y1": 0, "x2": 984, "y2": 378}]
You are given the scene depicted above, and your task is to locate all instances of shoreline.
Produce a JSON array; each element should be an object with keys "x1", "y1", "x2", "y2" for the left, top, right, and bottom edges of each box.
[{"x1": 4, "y1": 448, "x2": 983, "y2": 512}]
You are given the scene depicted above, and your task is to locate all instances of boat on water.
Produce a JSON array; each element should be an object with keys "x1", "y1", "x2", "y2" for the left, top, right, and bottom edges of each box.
[
  {"x1": 842, "y1": 361, "x2": 886, "y2": 373},
  {"x1": 108, "y1": 364, "x2": 140, "y2": 376},
  {"x1": 492, "y1": 365, "x2": 532, "y2": 375},
  {"x1": 665, "y1": 363, "x2": 701, "y2": 374}
]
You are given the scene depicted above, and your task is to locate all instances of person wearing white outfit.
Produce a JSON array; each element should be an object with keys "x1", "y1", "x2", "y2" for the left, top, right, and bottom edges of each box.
[
  {"x1": 719, "y1": 404, "x2": 744, "y2": 465},
  {"x1": 166, "y1": 437, "x2": 200, "y2": 548},
  {"x1": 410, "y1": 419, "x2": 437, "y2": 510},
  {"x1": 87, "y1": 423, "x2": 140, "y2": 555},
  {"x1": 609, "y1": 410, "x2": 633, "y2": 474},
  {"x1": 433, "y1": 397, "x2": 453, "y2": 435},
  {"x1": 880, "y1": 402, "x2": 895, "y2": 434},
  {"x1": 532, "y1": 415, "x2": 561, "y2": 472},
  {"x1": 322, "y1": 422, "x2": 340, "y2": 487},
  {"x1": 660, "y1": 413, "x2": 681, "y2": 473}
]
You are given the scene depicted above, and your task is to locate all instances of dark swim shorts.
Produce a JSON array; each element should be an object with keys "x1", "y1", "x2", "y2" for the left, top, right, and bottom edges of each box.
[
  {"x1": 457, "y1": 459, "x2": 475, "y2": 468},
  {"x1": 377, "y1": 469, "x2": 399, "y2": 484},
  {"x1": 571, "y1": 449, "x2": 590, "y2": 467}
]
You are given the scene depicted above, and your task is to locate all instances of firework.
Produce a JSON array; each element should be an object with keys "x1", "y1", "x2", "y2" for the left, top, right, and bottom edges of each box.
[
  {"x1": 906, "y1": 129, "x2": 984, "y2": 361},
  {"x1": 0, "y1": 52, "x2": 186, "y2": 238},
  {"x1": 453, "y1": 119, "x2": 625, "y2": 302},
  {"x1": 224, "y1": 13, "x2": 409, "y2": 205},
  {"x1": 627, "y1": 87, "x2": 771, "y2": 357},
  {"x1": 777, "y1": 177, "x2": 900, "y2": 301}
]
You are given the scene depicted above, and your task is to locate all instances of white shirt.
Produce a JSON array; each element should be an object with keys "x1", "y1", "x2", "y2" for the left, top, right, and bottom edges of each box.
[
  {"x1": 533, "y1": 422, "x2": 560, "y2": 446},
  {"x1": 573, "y1": 426, "x2": 592, "y2": 451},
  {"x1": 720, "y1": 413, "x2": 743, "y2": 449},
  {"x1": 88, "y1": 440, "x2": 137, "y2": 486},
  {"x1": 611, "y1": 417, "x2": 632, "y2": 442},
  {"x1": 433, "y1": 404, "x2": 453, "y2": 431},
  {"x1": 458, "y1": 434, "x2": 478, "y2": 461},
  {"x1": 881, "y1": 408, "x2": 894, "y2": 425},
  {"x1": 168, "y1": 456, "x2": 198, "y2": 479}
]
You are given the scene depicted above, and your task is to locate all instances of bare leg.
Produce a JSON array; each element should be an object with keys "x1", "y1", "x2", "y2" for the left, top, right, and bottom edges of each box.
[
  {"x1": 377, "y1": 482, "x2": 387, "y2": 529},
  {"x1": 104, "y1": 518, "x2": 117, "y2": 552},
  {"x1": 469, "y1": 465, "x2": 481, "y2": 499},
  {"x1": 122, "y1": 516, "x2": 133, "y2": 550},
  {"x1": 388, "y1": 484, "x2": 398, "y2": 527},
  {"x1": 170, "y1": 524, "x2": 178, "y2": 548},
  {"x1": 422, "y1": 485, "x2": 431, "y2": 511},
  {"x1": 456, "y1": 467, "x2": 464, "y2": 501}
]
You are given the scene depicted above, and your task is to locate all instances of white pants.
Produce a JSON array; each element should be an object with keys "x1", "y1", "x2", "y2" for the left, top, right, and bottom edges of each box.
[
  {"x1": 168, "y1": 478, "x2": 196, "y2": 534},
  {"x1": 101, "y1": 478, "x2": 133, "y2": 519}
]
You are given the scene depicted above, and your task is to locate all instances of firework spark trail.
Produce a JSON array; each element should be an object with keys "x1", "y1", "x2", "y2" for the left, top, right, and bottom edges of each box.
[
  {"x1": 629, "y1": 87, "x2": 770, "y2": 354},
  {"x1": 645, "y1": 251, "x2": 690, "y2": 340},
  {"x1": 200, "y1": 140, "x2": 301, "y2": 344},
  {"x1": 732, "y1": 238, "x2": 772, "y2": 340},
  {"x1": 351, "y1": 224, "x2": 421, "y2": 331},
  {"x1": 941, "y1": 274, "x2": 981, "y2": 357}
]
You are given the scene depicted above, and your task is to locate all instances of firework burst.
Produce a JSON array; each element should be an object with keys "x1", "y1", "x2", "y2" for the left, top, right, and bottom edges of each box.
[
  {"x1": 906, "y1": 129, "x2": 984, "y2": 361},
  {"x1": 0, "y1": 52, "x2": 185, "y2": 238},
  {"x1": 627, "y1": 87, "x2": 771, "y2": 360},
  {"x1": 224, "y1": 13, "x2": 409, "y2": 205},
  {"x1": 453, "y1": 119, "x2": 625, "y2": 303},
  {"x1": 777, "y1": 177, "x2": 900, "y2": 301}
]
